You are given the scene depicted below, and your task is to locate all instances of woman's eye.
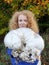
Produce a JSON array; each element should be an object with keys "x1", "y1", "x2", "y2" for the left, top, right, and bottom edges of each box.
[
  {"x1": 19, "y1": 20, "x2": 22, "y2": 21},
  {"x1": 18, "y1": 19, "x2": 22, "y2": 22},
  {"x1": 24, "y1": 20, "x2": 27, "y2": 22}
]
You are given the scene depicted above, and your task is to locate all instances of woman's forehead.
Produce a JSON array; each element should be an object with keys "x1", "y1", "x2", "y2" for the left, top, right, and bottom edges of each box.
[{"x1": 18, "y1": 14, "x2": 28, "y2": 19}]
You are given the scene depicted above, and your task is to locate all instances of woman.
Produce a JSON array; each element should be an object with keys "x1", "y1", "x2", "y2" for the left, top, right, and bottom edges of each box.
[{"x1": 6, "y1": 10, "x2": 44, "y2": 65}]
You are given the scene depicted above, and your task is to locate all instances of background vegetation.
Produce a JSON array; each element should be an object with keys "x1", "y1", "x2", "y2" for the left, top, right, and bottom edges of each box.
[{"x1": 0, "y1": 0, "x2": 49, "y2": 65}]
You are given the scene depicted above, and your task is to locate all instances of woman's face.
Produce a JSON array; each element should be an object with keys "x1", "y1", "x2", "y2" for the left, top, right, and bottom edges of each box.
[{"x1": 18, "y1": 14, "x2": 28, "y2": 28}]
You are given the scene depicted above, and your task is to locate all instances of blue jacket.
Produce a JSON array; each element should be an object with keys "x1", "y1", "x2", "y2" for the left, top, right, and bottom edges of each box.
[{"x1": 6, "y1": 48, "x2": 38, "y2": 65}]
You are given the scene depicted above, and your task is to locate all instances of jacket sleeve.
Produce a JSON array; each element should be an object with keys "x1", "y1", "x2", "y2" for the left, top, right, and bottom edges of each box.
[{"x1": 6, "y1": 48, "x2": 17, "y2": 65}]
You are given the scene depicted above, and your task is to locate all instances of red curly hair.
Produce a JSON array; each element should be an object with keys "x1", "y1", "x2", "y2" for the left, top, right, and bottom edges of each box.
[{"x1": 9, "y1": 10, "x2": 39, "y2": 33}]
